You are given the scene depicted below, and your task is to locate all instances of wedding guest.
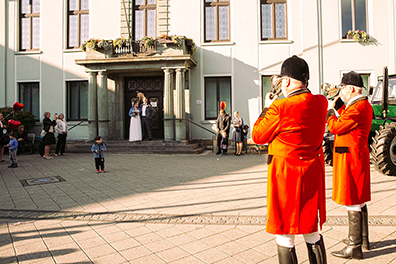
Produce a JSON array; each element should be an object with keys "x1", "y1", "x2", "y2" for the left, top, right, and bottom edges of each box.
[
  {"x1": 16, "y1": 125, "x2": 28, "y2": 154},
  {"x1": 42, "y1": 111, "x2": 57, "y2": 159},
  {"x1": 55, "y1": 113, "x2": 67, "y2": 156},
  {"x1": 232, "y1": 111, "x2": 244, "y2": 156},
  {"x1": 0, "y1": 113, "x2": 6, "y2": 162},
  {"x1": 140, "y1": 97, "x2": 155, "y2": 141}
]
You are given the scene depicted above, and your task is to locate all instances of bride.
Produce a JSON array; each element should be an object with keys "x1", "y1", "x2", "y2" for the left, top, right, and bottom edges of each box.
[{"x1": 129, "y1": 101, "x2": 142, "y2": 142}]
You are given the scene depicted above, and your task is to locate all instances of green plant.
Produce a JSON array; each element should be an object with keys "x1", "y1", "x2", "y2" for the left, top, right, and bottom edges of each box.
[
  {"x1": 186, "y1": 38, "x2": 197, "y2": 55},
  {"x1": 0, "y1": 107, "x2": 36, "y2": 133},
  {"x1": 114, "y1": 37, "x2": 128, "y2": 48},
  {"x1": 141, "y1": 36, "x2": 156, "y2": 48},
  {"x1": 347, "y1": 30, "x2": 370, "y2": 43},
  {"x1": 81, "y1": 38, "x2": 112, "y2": 51}
]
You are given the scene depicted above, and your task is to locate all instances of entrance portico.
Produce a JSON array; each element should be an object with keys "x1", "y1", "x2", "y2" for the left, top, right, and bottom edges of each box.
[{"x1": 76, "y1": 54, "x2": 196, "y2": 141}]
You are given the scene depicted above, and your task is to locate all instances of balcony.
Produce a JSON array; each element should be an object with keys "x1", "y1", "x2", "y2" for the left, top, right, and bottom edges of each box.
[{"x1": 84, "y1": 37, "x2": 196, "y2": 59}]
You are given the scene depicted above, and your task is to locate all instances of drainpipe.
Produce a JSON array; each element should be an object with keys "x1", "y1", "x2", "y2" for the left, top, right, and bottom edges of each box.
[
  {"x1": 2, "y1": 0, "x2": 7, "y2": 106},
  {"x1": 317, "y1": 0, "x2": 324, "y2": 90}
]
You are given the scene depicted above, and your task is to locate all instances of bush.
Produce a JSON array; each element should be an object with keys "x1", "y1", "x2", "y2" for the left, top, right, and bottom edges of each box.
[{"x1": 0, "y1": 107, "x2": 37, "y2": 133}]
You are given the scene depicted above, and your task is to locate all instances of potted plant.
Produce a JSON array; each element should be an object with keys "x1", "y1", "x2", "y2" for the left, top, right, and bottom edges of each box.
[
  {"x1": 81, "y1": 38, "x2": 113, "y2": 58},
  {"x1": 346, "y1": 30, "x2": 370, "y2": 43}
]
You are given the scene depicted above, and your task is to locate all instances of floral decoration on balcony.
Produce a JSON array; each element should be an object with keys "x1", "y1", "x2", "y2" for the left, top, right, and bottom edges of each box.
[
  {"x1": 81, "y1": 38, "x2": 112, "y2": 51},
  {"x1": 347, "y1": 30, "x2": 371, "y2": 43},
  {"x1": 141, "y1": 36, "x2": 156, "y2": 49},
  {"x1": 113, "y1": 37, "x2": 128, "y2": 48}
]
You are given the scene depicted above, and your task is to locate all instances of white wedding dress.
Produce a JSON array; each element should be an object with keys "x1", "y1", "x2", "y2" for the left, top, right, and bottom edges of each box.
[{"x1": 129, "y1": 112, "x2": 142, "y2": 142}]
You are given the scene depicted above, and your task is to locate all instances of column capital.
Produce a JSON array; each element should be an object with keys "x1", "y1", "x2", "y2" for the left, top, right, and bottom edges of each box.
[
  {"x1": 85, "y1": 70, "x2": 98, "y2": 76},
  {"x1": 162, "y1": 67, "x2": 175, "y2": 74},
  {"x1": 98, "y1": 70, "x2": 108, "y2": 77},
  {"x1": 175, "y1": 68, "x2": 186, "y2": 73}
]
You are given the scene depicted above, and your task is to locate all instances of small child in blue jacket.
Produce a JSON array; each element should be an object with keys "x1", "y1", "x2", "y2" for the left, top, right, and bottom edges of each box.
[
  {"x1": 91, "y1": 136, "x2": 107, "y2": 173},
  {"x1": 7, "y1": 132, "x2": 18, "y2": 168}
]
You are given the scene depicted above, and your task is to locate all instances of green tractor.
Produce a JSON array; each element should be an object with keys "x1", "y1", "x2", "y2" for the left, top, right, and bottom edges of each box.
[{"x1": 323, "y1": 67, "x2": 396, "y2": 175}]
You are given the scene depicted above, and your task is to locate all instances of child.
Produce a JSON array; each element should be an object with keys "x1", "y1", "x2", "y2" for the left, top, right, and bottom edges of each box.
[
  {"x1": 220, "y1": 131, "x2": 228, "y2": 156},
  {"x1": 91, "y1": 136, "x2": 107, "y2": 173},
  {"x1": 7, "y1": 132, "x2": 18, "y2": 168}
]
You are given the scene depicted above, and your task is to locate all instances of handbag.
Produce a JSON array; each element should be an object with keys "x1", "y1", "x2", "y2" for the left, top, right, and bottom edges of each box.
[
  {"x1": 242, "y1": 124, "x2": 249, "y2": 134},
  {"x1": 40, "y1": 130, "x2": 47, "y2": 138}
]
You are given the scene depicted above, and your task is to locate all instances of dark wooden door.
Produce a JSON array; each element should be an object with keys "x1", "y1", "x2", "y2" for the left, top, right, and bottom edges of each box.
[{"x1": 125, "y1": 77, "x2": 164, "y2": 139}]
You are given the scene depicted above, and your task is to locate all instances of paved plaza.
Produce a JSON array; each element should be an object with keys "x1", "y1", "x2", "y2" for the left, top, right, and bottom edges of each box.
[{"x1": 1, "y1": 151, "x2": 396, "y2": 263}]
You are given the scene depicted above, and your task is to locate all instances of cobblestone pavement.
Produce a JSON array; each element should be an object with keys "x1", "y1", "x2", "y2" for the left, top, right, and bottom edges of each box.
[{"x1": 1, "y1": 152, "x2": 396, "y2": 263}]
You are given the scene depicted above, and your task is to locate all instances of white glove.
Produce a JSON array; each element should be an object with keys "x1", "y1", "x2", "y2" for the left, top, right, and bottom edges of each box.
[{"x1": 264, "y1": 93, "x2": 278, "y2": 108}]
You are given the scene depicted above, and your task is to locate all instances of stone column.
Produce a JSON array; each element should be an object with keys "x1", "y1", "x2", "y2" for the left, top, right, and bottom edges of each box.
[
  {"x1": 163, "y1": 68, "x2": 174, "y2": 141},
  {"x1": 97, "y1": 71, "x2": 109, "y2": 140},
  {"x1": 87, "y1": 71, "x2": 98, "y2": 141},
  {"x1": 175, "y1": 68, "x2": 186, "y2": 140}
]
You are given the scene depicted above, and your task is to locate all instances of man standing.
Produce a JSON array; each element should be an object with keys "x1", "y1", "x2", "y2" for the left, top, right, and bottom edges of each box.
[
  {"x1": 252, "y1": 55, "x2": 328, "y2": 264},
  {"x1": 140, "y1": 97, "x2": 155, "y2": 140},
  {"x1": 328, "y1": 72, "x2": 372, "y2": 259},
  {"x1": 215, "y1": 105, "x2": 231, "y2": 155}
]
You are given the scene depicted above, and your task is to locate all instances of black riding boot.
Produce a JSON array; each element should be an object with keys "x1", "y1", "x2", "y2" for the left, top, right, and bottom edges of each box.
[
  {"x1": 306, "y1": 235, "x2": 327, "y2": 264},
  {"x1": 277, "y1": 244, "x2": 298, "y2": 264},
  {"x1": 342, "y1": 205, "x2": 370, "y2": 251},
  {"x1": 331, "y1": 210, "x2": 363, "y2": 259},
  {"x1": 361, "y1": 205, "x2": 370, "y2": 250}
]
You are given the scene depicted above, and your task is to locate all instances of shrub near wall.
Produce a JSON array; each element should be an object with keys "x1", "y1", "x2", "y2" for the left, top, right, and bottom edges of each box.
[{"x1": 0, "y1": 107, "x2": 36, "y2": 133}]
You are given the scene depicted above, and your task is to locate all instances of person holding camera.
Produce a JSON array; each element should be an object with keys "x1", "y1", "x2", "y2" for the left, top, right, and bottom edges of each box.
[{"x1": 252, "y1": 55, "x2": 328, "y2": 264}]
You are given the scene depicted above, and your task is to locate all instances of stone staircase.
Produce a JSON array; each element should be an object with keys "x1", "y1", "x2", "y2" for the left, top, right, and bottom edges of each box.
[{"x1": 66, "y1": 139, "x2": 208, "y2": 155}]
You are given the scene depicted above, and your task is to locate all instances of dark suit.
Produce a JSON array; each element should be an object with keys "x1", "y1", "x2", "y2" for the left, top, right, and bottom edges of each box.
[
  {"x1": 140, "y1": 103, "x2": 155, "y2": 140},
  {"x1": 216, "y1": 113, "x2": 231, "y2": 154}
]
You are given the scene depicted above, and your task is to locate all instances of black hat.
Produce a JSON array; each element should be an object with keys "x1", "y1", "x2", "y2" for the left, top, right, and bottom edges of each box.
[
  {"x1": 280, "y1": 55, "x2": 309, "y2": 83},
  {"x1": 341, "y1": 71, "x2": 364, "y2": 88}
]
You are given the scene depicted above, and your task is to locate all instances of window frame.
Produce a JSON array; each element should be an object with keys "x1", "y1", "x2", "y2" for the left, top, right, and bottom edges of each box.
[
  {"x1": 340, "y1": 0, "x2": 368, "y2": 39},
  {"x1": 19, "y1": 0, "x2": 40, "y2": 51},
  {"x1": 133, "y1": 0, "x2": 157, "y2": 40},
  {"x1": 67, "y1": 0, "x2": 90, "y2": 49},
  {"x1": 203, "y1": 0, "x2": 231, "y2": 43},
  {"x1": 66, "y1": 81, "x2": 88, "y2": 121},
  {"x1": 204, "y1": 76, "x2": 232, "y2": 120},
  {"x1": 260, "y1": 0, "x2": 288, "y2": 41},
  {"x1": 18, "y1": 82, "x2": 40, "y2": 121}
]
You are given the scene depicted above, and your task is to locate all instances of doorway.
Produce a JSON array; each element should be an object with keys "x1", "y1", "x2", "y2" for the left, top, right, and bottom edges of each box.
[{"x1": 125, "y1": 77, "x2": 164, "y2": 140}]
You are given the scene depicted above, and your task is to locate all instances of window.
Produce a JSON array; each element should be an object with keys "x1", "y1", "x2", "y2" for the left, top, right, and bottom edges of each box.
[
  {"x1": 67, "y1": 0, "x2": 89, "y2": 49},
  {"x1": 260, "y1": 0, "x2": 287, "y2": 40},
  {"x1": 67, "y1": 81, "x2": 88, "y2": 121},
  {"x1": 341, "y1": 0, "x2": 367, "y2": 38},
  {"x1": 20, "y1": 0, "x2": 40, "y2": 51},
  {"x1": 204, "y1": 0, "x2": 230, "y2": 42},
  {"x1": 205, "y1": 77, "x2": 231, "y2": 120},
  {"x1": 19, "y1": 83, "x2": 39, "y2": 120},
  {"x1": 134, "y1": 0, "x2": 156, "y2": 40}
]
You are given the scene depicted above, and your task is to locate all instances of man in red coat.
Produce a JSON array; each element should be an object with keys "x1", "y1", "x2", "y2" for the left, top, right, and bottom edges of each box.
[
  {"x1": 328, "y1": 71, "x2": 372, "y2": 259},
  {"x1": 252, "y1": 56, "x2": 328, "y2": 264}
]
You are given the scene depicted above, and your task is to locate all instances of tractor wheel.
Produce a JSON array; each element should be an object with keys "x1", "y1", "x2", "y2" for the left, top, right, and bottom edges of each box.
[
  {"x1": 371, "y1": 123, "x2": 396, "y2": 176},
  {"x1": 323, "y1": 131, "x2": 333, "y2": 166}
]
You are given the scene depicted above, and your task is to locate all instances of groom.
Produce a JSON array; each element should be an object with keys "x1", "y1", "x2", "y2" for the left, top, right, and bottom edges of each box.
[{"x1": 140, "y1": 97, "x2": 155, "y2": 140}]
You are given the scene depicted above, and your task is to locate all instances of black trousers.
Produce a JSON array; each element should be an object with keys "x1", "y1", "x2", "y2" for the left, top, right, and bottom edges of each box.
[
  {"x1": 94, "y1": 157, "x2": 105, "y2": 170},
  {"x1": 217, "y1": 133, "x2": 228, "y2": 153},
  {"x1": 56, "y1": 134, "x2": 67, "y2": 154},
  {"x1": 141, "y1": 116, "x2": 152, "y2": 139}
]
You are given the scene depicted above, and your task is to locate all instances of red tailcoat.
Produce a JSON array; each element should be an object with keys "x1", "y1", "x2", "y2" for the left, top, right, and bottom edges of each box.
[
  {"x1": 252, "y1": 90, "x2": 327, "y2": 234},
  {"x1": 327, "y1": 97, "x2": 372, "y2": 205}
]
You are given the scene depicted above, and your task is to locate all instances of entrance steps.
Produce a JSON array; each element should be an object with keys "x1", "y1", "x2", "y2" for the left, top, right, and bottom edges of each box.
[{"x1": 66, "y1": 139, "x2": 207, "y2": 154}]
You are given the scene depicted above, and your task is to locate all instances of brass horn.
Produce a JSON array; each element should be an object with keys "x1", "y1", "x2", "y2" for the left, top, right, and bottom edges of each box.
[
  {"x1": 269, "y1": 75, "x2": 284, "y2": 99},
  {"x1": 321, "y1": 82, "x2": 342, "y2": 100}
]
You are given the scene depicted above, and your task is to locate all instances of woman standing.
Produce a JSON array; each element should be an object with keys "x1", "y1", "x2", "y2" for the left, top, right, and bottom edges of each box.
[
  {"x1": 232, "y1": 111, "x2": 244, "y2": 156},
  {"x1": 129, "y1": 101, "x2": 142, "y2": 142},
  {"x1": 55, "y1": 113, "x2": 67, "y2": 156},
  {"x1": 0, "y1": 113, "x2": 6, "y2": 162},
  {"x1": 42, "y1": 111, "x2": 57, "y2": 159}
]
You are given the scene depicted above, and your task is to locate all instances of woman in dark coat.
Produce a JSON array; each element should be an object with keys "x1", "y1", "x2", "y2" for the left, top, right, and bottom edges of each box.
[
  {"x1": 42, "y1": 111, "x2": 57, "y2": 159},
  {"x1": 232, "y1": 111, "x2": 244, "y2": 156}
]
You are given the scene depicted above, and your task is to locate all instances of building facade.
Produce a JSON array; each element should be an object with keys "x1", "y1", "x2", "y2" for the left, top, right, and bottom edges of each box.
[{"x1": 1, "y1": 0, "x2": 395, "y2": 141}]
